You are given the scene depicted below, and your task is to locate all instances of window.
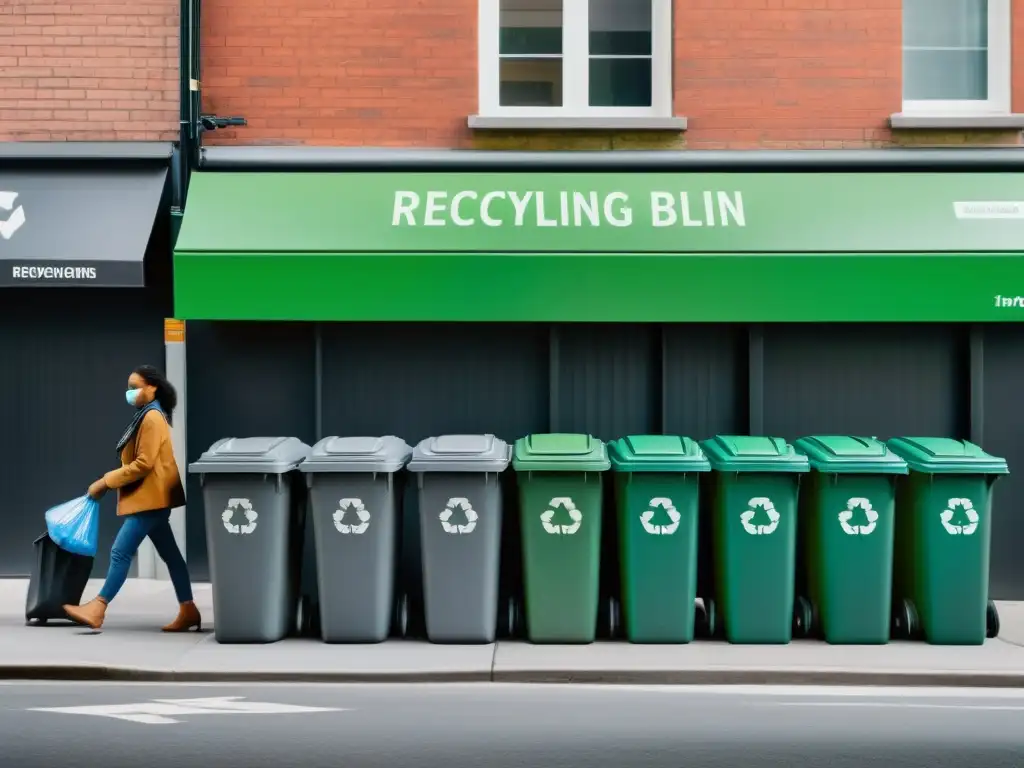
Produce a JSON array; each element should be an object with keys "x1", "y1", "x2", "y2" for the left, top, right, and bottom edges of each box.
[
  {"x1": 902, "y1": 0, "x2": 1010, "y2": 114},
  {"x1": 478, "y1": 0, "x2": 672, "y2": 118}
]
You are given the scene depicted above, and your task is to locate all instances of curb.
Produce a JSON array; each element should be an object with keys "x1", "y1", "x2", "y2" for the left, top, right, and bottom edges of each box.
[
  {"x1": 0, "y1": 666, "x2": 492, "y2": 683},
  {"x1": 492, "y1": 669, "x2": 1024, "y2": 687},
  {"x1": 2, "y1": 665, "x2": 1024, "y2": 687}
]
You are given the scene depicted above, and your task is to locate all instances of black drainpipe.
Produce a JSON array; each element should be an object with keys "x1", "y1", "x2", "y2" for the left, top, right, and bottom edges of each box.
[
  {"x1": 176, "y1": 0, "x2": 245, "y2": 185},
  {"x1": 173, "y1": 0, "x2": 200, "y2": 215}
]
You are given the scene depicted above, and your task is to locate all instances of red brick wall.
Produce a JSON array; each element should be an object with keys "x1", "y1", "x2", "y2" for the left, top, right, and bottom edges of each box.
[
  {"x1": 675, "y1": 0, "x2": 901, "y2": 149},
  {"x1": 203, "y1": 0, "x2": 1023, "y2": 149},
  {"x1": 0, "y1": 1, "x2": 179, "y2": 142},
  {"x1": 1013, "y1": 0, "x2": 1024, "y2": 114},
  {"x1": 202, "y1": 0, "x2": 477, "y2": 146}
]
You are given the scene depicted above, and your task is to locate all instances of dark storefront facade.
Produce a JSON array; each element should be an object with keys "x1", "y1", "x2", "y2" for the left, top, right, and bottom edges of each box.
[
  {"x1": 0, "y1": 144, "x2": 175, "y2": 577},
  {"x1": 170, "y1": 149, "x2": 1024, "y2": 618}
]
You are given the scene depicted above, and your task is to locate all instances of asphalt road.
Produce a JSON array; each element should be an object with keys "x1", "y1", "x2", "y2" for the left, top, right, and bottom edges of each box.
[{"x1": 0, "y1": 682, "x2": 1022, "y2": 767}]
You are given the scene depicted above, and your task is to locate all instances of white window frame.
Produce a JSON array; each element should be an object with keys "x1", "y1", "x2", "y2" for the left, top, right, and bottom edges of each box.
[
  {"x1": 477, "y1": 0, "x2": 673, "y2": 118},
  {"x1": 901, "y1": 0, "x2": 1011, "y2": 116}
]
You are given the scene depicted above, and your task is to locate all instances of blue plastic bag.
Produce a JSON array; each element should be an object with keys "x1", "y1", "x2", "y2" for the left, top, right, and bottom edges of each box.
[{"x1": 44, "y1": 495, "x2": 100, "y2": 558}]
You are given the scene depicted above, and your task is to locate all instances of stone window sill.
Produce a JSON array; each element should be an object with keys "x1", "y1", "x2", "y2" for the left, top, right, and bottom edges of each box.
[
  {"x1": 468, "y1": 115, "x2": 688, "y2": 131},
  {"x1": 889, "y1": 113, "x2": 1024, "y2": 130}
]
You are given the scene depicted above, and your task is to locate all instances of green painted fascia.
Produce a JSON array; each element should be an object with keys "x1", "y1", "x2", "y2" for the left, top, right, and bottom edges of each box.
[{"x1": 173, "y1": 251, "x2": 1024, "y2": 322}]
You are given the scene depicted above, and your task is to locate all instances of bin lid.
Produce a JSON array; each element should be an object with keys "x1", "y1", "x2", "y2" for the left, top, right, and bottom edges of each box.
[
  {"x1": 187, "y1": 436, "x2": 311, "y2": 475},
  {"x1": 700, "y1": 435, "x2": 809, "y2": 473},
  {"x1": 300, "y1": 435, "x2": 412, "y2": 474},
  {"x1": 512, "y1": 433, "x2": 610, "y2": 472},
  {"x1": 886, "y1": 437, "x2": 1009, "y2": 475},
  {"x1": 793, "y1": 435, "x2": 908, "y2": 475},
  {"x1": 407, "y1": 434, "x2": 511, "y2": 473},
  {"x1": 608, "y1": 435, "x2": 711, "y2": 473}
]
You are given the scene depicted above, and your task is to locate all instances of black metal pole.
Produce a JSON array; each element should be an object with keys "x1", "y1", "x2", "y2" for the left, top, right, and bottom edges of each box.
[{"x1": 176, "y1": 0, "x2": 200, "y2": 208}]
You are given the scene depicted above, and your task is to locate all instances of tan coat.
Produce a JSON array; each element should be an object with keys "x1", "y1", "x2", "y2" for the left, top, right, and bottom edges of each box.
[{"x1": 103, "y1": 409, "x2": 186, "y2": 516}]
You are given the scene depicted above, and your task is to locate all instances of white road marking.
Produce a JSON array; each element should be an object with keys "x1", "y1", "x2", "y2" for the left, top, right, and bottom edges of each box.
[
  {"x1": 29, "y1": 696, "x2": 346, "y2": 725},
  {"x1": 761, "y1": 701, "x2": 1024, "y2": 711}
]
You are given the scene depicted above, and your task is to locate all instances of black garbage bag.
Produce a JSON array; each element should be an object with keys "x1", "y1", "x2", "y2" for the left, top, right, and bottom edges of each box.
[{"x1": 24, "y1": 533, "x2": 94, "y2": 624}]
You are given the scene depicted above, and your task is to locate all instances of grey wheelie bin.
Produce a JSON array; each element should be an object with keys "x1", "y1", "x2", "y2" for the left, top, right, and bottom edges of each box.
[
  {"x1": 408, "y1": 434, "x2": 512, "y2": 643},
  {"x1": 189, "y1": 437, "x2": 311, "y2": 644},
  {"x1": 299, "y1": 436, "x2": 412, "y2": 643}
]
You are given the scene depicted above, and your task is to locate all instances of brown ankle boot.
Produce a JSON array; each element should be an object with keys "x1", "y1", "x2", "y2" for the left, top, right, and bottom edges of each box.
[
  {"x1": 63, "y1": 597, "x2": 107, "y2": 630},
  {"x1": 162, "y1": 601, "x2": 202, "y2": 632}
]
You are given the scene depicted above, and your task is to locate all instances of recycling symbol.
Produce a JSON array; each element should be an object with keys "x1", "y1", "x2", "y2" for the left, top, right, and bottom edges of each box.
[
  {"x1": 740, "y1": 496, "x2": 780, "y2": 536},
  {"x1": 838, "y1": 497, "x2": 878, "y2": 536},
  {"x1": 333, "y1": 498, "x2": 370, "y2": 535},
  {"x1": 440, "y1": 497, "x2": 478, "y2": 534},
  {"x1": 0, "y1": 191, "x2": 26, "y2": 241},
  {"x1": 941, "y1": 497, "x2": 980, "y2": 536},
  {"x1": 640, "y1": 497, "x2": 681, "y2": 535},
  {"x1": 541, "y1": 497, "x2": 582, "y2": 535},
  {"x1": 222, "y1": 498, "x2": 258, "y2": 535}
]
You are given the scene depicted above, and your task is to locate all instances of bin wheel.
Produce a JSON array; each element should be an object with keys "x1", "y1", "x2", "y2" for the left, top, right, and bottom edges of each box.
[
  {"x1": 392, "y1": 593, "x2": 409, "y2": 639},
  {"x1": 704, "y1": 598, "x2": 722, "y2": 640},
  {"x1": 987, "y1": 600, "x2": 1000, "y2": 639},
  {"x1": 597, "y1": 596, "x2": 620, "y2": 640},
  {"x1": 793, "y1": 596, "x2": 814, "y2": 639},
  {"x1": 502, "y1": 597, "x2": 521, "y2": 639},
  {"x1": 892, "y1": 598, "x2": 920, "y2": 640},
  {"x1": 809, "y1": 601, "x2": 823, "y2": 640},
  {"x1": 295, "y1": 596, "x2": 315, "y2": 637},
  {"x1": 25, "y1": 618, "x2": 46, "y2": 627},
  {"x1": 695, "y1": 598, "x2": 713, "y2": 640},
  {"x1": 606, "y1": 596, "x2": 621, "y2": 640}
]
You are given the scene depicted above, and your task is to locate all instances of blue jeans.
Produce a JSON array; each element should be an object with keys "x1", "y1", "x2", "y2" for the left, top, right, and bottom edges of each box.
[{"x1": 99, "y1": 508, "x2": 194, "y2": 604}]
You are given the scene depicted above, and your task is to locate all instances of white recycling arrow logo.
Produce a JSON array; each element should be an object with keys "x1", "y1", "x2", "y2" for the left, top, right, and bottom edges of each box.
[
  {"x1": 0, "y1": 191, "x2": 26, "y2": 241},
  {"x1": 640, "y1": 497, "x2": 681, "y2": 535},
  {"x1": 740, "y1": 496, "x2": 780, "y2": 536},
  {"x1": 333, "y1": 498, "x2": 370, "y2": 535},
  {"x1": 440, "y1": 497, "x2": 478, "y2": 534},
  {"x1": 941, "y1": 497, "x2": 980, "y2": 536},
  {"x1": 838, "y1": 497, "x2": 879, "y2": 536},
  {"x1": 222, "y1": 498, "x2": 258, "y2": 535},
  {"x1": 541, "y1": 497, "x2": 583, "y2": 535}
]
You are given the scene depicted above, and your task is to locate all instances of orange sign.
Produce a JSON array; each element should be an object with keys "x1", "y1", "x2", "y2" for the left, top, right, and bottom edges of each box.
[{"x1": 164, "y1": 318, "x2": 185, "y2": 343}]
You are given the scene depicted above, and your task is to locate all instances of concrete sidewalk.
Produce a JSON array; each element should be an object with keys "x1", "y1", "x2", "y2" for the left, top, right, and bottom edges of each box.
[{"x1": 3, "y1": 579, "x2": 1024, "y2": 686}]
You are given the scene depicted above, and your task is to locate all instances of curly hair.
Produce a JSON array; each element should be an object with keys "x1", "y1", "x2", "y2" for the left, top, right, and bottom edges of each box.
[{"x1": 133, "y1": 365, "x2": 177, "y2": 425}]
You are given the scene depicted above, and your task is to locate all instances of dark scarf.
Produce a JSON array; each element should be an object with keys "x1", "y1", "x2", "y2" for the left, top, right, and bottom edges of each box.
[{"x1": 115, "y1": 400, "x2": 164, "y2": 455}]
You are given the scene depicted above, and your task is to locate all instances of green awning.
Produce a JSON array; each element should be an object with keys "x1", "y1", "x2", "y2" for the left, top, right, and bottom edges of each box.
[{"x1": 173, "y1": 171, "x2": 1024, "y2": 322}]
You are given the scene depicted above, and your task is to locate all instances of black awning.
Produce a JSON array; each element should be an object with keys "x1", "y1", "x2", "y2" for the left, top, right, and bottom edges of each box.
[{"x1": 0, "y1": 167, "x2": 168, "y2": 287}]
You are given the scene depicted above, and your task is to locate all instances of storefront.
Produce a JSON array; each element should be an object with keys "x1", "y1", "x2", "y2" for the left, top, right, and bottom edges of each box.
[
  {"x1": 171, "y1": 153, "x2": 1024, "y2": 608},
  {"x1": 0, "y1": 143, "x2": 175, "y2": 576}
]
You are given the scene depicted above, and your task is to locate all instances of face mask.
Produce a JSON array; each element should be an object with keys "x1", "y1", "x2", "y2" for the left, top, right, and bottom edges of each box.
[{"x1": 125, "y1": 388, "x2": 141, "y2": 407}]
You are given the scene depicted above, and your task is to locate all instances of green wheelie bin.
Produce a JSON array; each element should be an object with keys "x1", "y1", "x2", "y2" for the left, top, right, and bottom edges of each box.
[
  {"x1": 886, "y1": 437, "x2": 1008, "y2": 645},
  {"x1": 793, "y1": 436, "x2": 908, "y2": 644},
  {"x1": 701, "y1": 435, "x2": 809, "y2": 644},
  {"x1": 608, "y1": 435, "x2": 711, "y2": 643},
  {"x1": 513, "y1": 433, "x2": 610, "y2": 643}
]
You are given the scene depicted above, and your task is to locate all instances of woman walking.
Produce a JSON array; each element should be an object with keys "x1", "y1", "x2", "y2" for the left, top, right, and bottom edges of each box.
[{"x1": 64, "y1": 365, "x2": 200, "y2": 632}]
